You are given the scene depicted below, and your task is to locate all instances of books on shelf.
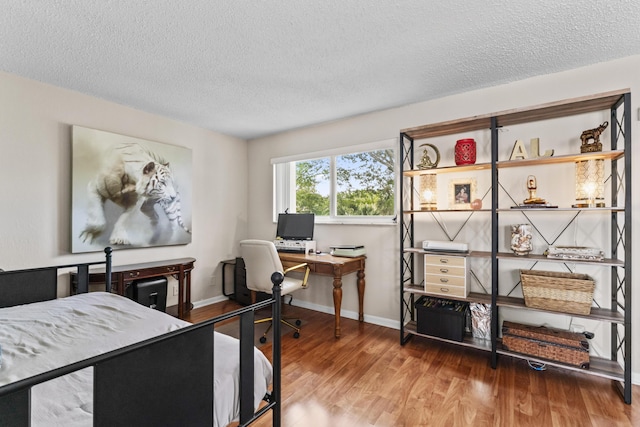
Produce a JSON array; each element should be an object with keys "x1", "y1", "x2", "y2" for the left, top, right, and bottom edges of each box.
[{"x1": 330, "y1": 245, "x2": 366, "y2": 257}]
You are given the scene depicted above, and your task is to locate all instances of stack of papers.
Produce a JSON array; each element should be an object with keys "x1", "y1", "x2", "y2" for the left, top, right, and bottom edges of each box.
[{"x1": 330, "y1": 245, "x2": 366, "y2": 257}]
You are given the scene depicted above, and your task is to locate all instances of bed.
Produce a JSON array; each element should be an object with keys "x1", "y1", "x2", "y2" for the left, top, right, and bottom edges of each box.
[{"x1": 0, "y1": 248, "x2": 282, "y2": 427}]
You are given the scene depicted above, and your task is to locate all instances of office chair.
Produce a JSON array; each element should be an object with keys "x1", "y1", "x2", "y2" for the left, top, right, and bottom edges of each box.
[{"x1": 240, "y1": 239, "x2": 310, "y2": 342}]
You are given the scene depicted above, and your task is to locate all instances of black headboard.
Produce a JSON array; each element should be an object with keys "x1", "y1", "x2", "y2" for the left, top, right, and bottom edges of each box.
[
  {"x1": 0, "y1": 267, "x2": 58, "y2": 308},
  {"x1": 0, "y1": 247, "x2": 112, "y2": 308}
]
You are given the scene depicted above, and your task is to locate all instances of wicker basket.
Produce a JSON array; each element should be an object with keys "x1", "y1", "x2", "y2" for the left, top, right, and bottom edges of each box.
[
  {"x1": 520, "y1": 270, "x2": 594, "y2": 315},
  {"x1": 502, "y1": 321, "x2": 590, "y2": 368}
]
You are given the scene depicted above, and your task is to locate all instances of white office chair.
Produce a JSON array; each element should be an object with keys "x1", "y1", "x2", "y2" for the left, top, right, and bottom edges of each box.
[{"x1": 240, "y1": 239, "x2": 310, "y2": 342}]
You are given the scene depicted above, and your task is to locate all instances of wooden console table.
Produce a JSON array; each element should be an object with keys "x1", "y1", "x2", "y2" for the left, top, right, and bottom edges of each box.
[
  {"x1": 278, "y1": 252, "x2": 365, "y2": 338},
  {"x1": 70, "y1": 258, "x2": 196, "y2": 319}
]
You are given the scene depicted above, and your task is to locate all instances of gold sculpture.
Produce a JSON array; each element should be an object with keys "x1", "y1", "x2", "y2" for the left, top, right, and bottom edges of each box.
[
  {"x1": 417, "y1": 143, "x2": 440, "y2": 169},
  {"x1": 580, "y1": 121, "x2": 608, "y2": 153},
  {"x1": 523, "y1": 175, "x2": 547, "y2": 205}
]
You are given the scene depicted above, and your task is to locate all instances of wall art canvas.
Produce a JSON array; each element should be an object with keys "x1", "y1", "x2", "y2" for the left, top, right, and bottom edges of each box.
[{"x1": 71, "y1": 126, "x2": 192, "y2": 253}]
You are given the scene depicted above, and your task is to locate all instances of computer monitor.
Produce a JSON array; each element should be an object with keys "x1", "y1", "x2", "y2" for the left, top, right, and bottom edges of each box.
[{"x1": 276, "y1": 213, "x2": 315, "y2": 240}]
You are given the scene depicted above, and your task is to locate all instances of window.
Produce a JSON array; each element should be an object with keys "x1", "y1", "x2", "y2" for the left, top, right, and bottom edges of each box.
[{"x1": 272, "y1": 139, "x2": 397, "y2": 224}]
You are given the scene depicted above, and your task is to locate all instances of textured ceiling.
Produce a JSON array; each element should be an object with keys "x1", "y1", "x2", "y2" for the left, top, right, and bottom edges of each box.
[{"x1": 2, "y1": 1, "x2": 639, "y2": 140}]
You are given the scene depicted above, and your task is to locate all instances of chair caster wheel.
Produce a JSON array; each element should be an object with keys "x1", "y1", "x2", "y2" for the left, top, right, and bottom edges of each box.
[
  {"x1": 260, "y1": 336, "x2": 267, "y2": 344},
  {"x1": 295, "y1": 320, "x2": 302, "y2": 326},
  {"x1": 293, "y1": 331, "x2": 300, "y2": 339}
]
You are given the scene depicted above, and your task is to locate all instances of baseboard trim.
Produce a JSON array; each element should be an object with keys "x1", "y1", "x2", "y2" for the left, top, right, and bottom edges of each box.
[
  {"x1": 192, "y1": 294, "x2": 228, "y2": 309},
  {"x1": 289, "y1": 299, "x2": 399, "y2": 331}
]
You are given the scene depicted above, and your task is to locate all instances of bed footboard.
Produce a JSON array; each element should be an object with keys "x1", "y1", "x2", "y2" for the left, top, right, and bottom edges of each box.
[{"x1": 0, "y1": 265, "x2": 283, "y2": 427}]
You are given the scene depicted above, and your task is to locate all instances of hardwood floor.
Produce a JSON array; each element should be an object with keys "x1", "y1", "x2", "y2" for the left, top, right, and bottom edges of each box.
[{"x1": 186, "y1": 301, "x2": 640, "y2": 426}]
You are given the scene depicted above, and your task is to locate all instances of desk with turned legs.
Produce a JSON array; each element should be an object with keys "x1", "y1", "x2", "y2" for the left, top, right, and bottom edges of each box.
[{"x1": 278, "y1": 252, "x2": 365, "y2": 338}]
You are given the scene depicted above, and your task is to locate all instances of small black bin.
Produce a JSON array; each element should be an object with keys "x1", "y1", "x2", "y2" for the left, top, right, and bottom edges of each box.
[
  {"x1": 415, "y1": 296, "x2": 468, "y2": 342},
  {"x1": 127, "y1": 277, "x2": 168, "y2": 312}
]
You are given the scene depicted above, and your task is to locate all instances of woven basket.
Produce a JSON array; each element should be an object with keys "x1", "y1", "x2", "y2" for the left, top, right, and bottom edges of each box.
[
  {"x1": 502, "y1": 321, "x2": 590, "y2": 368},
  {"x1": 520, "y1": 270, "x2": 594, "y2": 315}
]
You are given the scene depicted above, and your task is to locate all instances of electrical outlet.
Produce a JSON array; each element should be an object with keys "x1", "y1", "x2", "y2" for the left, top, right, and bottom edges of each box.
[{"x1": 172, "y1": 284, "x2": 179, "y2": 296}]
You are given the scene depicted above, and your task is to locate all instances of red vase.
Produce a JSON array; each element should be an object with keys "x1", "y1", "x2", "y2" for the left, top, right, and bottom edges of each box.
[{"x1": 455, "y1": 138, "x2": 476, "y2": 165}]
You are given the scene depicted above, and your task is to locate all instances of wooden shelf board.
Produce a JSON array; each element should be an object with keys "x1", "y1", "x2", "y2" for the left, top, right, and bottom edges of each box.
[
  {"x1": 405, "y1": 285, "x2": 623, "y2": 322},
  {"x1": 403, "y1": 285, "x2": 492, "y2": 305},
  {"x1": 495, "y1": 295, "x2": 624, "y2": 323},
  {"x1": 467, "y1": 250, "x2": 492, "y2": 258},
  {"x1": 495, "y1": 89, "x2": 629, "y2": 128},
  {"x1": 403, "y1": 162, "x2": 491, "y2": 176},
  {"x1": 467, "y1": 292, "x2": 493, "y2": 305},
  {"x1": 497, "y1": 344, "x2": 624, "y2": 381},
  {"x1": 401, "y1": 89, "x2": 629, "y2": 140},
  {"x1": 403, "y1": 248, "x2": 492, "y2": 259},
  {"x1": 499, "y1": 206, "x2": 625, "y2": 212},
  {"x1": 496, "y1": 251, "x2": 624, "y2": 267},
  {"x1": 403, "y1": 248, "x2": 471, "y2": 255},
  {"x1": 403, "y1": 326, "x2": 624, "y2": 381},
  {"x1": 402, "y1": 116, "x2": 493, "y2": 140},
  {"x1": 403, "y1": 283, "x2": 423, "y2": 292},
  {"x1": 403, "y1": 209, "x2": 490, "y2": 214},
  {"x1": 403, "y1": 150, "x2": 624, "y2": 176},
  {"x1": 404, "y1": 321, "x2": 492, "y2": 351},
  {"x1": 497, "y1": 150, "x2": 624, "y2": 169}
]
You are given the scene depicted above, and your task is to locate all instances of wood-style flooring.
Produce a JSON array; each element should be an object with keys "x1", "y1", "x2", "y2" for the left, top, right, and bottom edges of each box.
[{"x1": 185, "y1": 300, "x2": 640, "y2": 426}]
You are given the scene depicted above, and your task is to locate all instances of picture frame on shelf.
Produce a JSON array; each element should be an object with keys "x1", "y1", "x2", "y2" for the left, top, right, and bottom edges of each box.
[{"x1": 449, "y1": 178, "x2": 476, "y2": 209}]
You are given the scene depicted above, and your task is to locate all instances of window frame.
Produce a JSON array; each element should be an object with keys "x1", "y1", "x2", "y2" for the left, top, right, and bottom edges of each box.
[{"x1": 272, "y1": 138, "x2": 398, "y2": 225}]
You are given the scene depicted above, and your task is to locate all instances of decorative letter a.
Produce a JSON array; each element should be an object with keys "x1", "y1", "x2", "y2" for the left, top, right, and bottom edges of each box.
[{"x1": 510, "y1": 140, "x2": 528, "y2": 160}]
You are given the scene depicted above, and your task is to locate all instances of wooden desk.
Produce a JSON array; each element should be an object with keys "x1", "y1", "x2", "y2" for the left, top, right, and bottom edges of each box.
[
  {"x1": 70, "y1": 258, "x2": 196, "y2": 319},
  {"x1": 278, "y1": 252, "x2": 365, "y2": 338}
]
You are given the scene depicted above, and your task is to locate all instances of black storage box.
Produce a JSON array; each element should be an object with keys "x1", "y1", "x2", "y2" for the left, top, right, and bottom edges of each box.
[
  {"x1": 127, "y1": 277, "x2": 168, "y2": 312},
  {"x1": 415, "y1": 296, "x2": 468, "y2": 342}
]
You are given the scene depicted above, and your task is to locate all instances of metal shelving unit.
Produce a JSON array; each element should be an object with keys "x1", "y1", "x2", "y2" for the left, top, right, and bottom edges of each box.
[{"x1": 399, "y1": 89, "x2": 632, "y2": 403}]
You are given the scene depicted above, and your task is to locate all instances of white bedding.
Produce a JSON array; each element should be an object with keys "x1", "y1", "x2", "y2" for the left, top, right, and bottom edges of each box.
[{"x1": 0, "y1": 292, "x2": 272, "y2": 427}]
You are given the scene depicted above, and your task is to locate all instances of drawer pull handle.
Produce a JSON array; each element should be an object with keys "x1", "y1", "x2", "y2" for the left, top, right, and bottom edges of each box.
[
  {"x1": 440, "y1": 278, "x2": 449, "y2": 283},
  {"x1": 167, "y1": 267, "x2": 176, "y2": 272},
  {"x1": 129, "y1": 271, "x2": 140, "y2": 278},
  {"x1": 440, "y1": 268, "x2": 449, "y2": 273},
  {"x1": 439, "y1": 259, "x2": 449, "y2": 263},
  {"x1": 440, "y1": 287, "x2": 450, "y2": 293}
]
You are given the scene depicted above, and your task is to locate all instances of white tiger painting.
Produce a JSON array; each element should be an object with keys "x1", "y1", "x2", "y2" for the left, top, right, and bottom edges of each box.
[{"x1": 72, "y1": 126, "x2": 192, "y2": 253}]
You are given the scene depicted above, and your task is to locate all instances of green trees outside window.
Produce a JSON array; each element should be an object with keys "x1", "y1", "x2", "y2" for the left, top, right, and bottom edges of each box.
[{"x1": 295, "y1": 149, "x2": 395, "y2": 217}]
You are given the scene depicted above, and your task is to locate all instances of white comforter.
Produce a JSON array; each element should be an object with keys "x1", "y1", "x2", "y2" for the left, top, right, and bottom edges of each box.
[{"x1": 0, "y1": 292, "x2": 272, "y2": 427}]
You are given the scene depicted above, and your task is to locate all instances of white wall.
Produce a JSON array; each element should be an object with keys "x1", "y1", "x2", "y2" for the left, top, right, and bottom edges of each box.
[
  {"x1": 248, "y1": 55, "x2": 640, "y2": 377},
  {"x1": 0, "y1": 70, "x2": 248, "y2": 304}
]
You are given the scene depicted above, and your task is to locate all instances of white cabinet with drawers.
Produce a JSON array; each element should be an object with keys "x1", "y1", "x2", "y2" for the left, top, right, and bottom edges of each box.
[{"x1": 423, "y1": 254, "x2": 469, "y2": 298}]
